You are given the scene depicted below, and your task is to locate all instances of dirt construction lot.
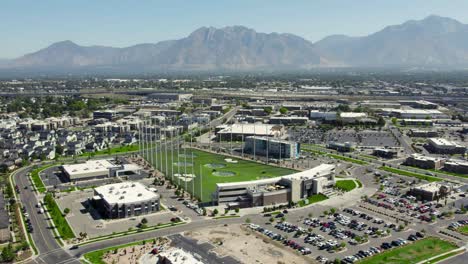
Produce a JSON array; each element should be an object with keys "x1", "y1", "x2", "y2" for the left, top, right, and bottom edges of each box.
[{"x1": 184, "y1": 224, "x2": 308, "y2": 264}]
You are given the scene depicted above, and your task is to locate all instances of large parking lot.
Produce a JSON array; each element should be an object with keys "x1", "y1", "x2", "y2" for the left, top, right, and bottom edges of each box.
[{"x1": 248, "y1": 206, "x2": 418, "y2": 263}]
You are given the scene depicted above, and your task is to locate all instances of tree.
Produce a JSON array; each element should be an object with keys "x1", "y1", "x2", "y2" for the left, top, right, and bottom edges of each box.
[
  {"x1": 224, "y1": 208, "x2": 229, "y2": 215},
  {"x1": 245, "y1": 218, "x2": 251, "y2": 224},
  {"x1": 141, "y1": 218, "x2": 148, "y2": 225},
  {"x1": 1, "y1": 243, "x2": 14, "y2": 262},
  {"x1": 63, "y1": 208, "x2": 70, "y2": 215},
  {"x1": 377, "y1": 116, "x2": 385, "y2": 127},
  {"x1": 279, "y1": 107, "x2": 288, "y2": 115},
  {"x1": 269, "y1": 217, "x2": 274, "y2": 224},
  {"x1": 308, "y1": 212, "x2": 313, "y2": 218},
  {"x1": 330, "y1": 208, "x2": 336, "y2": 214},
  {"x1": 263, "y1": 107, "x2": 273, "y2": 115},
  {"x1": 391, "y1": 117, "x2": 398, "y2": 125},
  {"x1": 234, "y1": 208, "x2": 239, "y2": 214},
  {"x1": 213, "y1": 208, "x2": 219, "y2": 216}
]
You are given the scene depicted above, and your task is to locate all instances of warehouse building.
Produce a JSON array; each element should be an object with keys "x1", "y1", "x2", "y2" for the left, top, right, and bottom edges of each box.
[
  {"x1": 426, "y1": 138, "x2": 466, "y2": 154},
  {"x1": 62, "y1": 159, "x2": 142, "y2": 181},
  {"x1": 404, "y1": 154, "x2": 445, "y2": 170},
  {"x1": 243, "y1": 136, "x2": 300, "y2": 159},
  {"x1": 381, "y1": 109, "x2": 446, "y2": 119},
  {"x1": 91, "y1": 182, "x2": 160, "y2": 219},
  {"x1": 215, "y1": 164, "x2": 335, "y2": 208}
]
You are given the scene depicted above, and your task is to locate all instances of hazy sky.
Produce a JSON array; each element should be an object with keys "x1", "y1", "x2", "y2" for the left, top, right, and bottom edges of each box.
[{"x1": 2, "y1": 0, "x2": 468, "y2": 58}]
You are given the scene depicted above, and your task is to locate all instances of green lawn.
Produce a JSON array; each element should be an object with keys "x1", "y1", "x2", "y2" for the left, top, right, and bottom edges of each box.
[
  {"x1": 456, "y1": 225, "x2": 468, "y2": 235},
  {"x1": 84, "y1": 239, "x2": 157, "y2": 264},
  {"x1": 30, "y1": 163, "x2": 58, "y2": 193},
  {"x1": 147, "y1": 148, "x2": 297, "y2": 202},
  {"x1": 335, "y1": 180, "x2": 357, "y2": 192},
  {"x1": 297, "y1": 194, "x2": 328, "y2": 207},
  {"x1": 380, "y1": 166, "x2": 442, "y2": 182},
  {"x1": 43, "y1": 193, "x2": 75, "y2": 240},
  {"x1": 358, "y1": 237, "x2": 458, "y2": 264},
  {"x1": 356, "y1": 180, "x2": 363, "y2": 188},
  {"x1": 327, "y1": 154, "x2": 368, "y2": 165},
  {"x1": 302, "y1": 148, "x2": 368, "y2": 165},
  {"x1": 80, "y1": 144, "x2": 139, "y2": 157}
]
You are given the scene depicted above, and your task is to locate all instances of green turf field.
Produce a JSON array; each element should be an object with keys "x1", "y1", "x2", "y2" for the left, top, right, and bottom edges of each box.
[
  {"x1": 145, "y1": 148, "x2": 297, "y2": 202},
  {"x1": 358, "y1": 237, "x2": 457, "y2": 264}
]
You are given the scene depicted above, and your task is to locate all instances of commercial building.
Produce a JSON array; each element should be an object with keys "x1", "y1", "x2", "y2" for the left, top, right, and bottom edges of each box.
[
  {"x1": 340, "y1": 112, "x2": 367, "y2": 123},
  {"x1": 243, "y1": 136, "x2": 300, "y2": 159},
  {"x1": 427, "y1": 138, "x2": 466, "y2": 154},
  {"x1": 215, "y1": 123, "x2": 284, "y2": 141},
  {"x1": 93, "y1": 110, "x2": 117, "y2": 120},
  {"x1": 310, "y1": 111, "x2": 337, "y2": 121},
  {"x1": 381, "y1": 109, "x2": 446, "y2": 119},
  {"x1": 408, "y1": 182, "x2": 452, "y2": 201},
  {"x1": 157, "y1": 248, "x2": 203, "y2": 264},
  {"x1": 149, "y1": 93, "x2": 192, "y2": 102},
  {"x1": 269, "y1": 116, "x2": 309, "y2": 126},
  {"x1": 327, "y1": 141, "x2": 355, "y2": 152},
  {"x1": 62, "y1": 159, "x2": 142, "y2": 181},
  {"x1": 400, "y1": 119, "x2": 434, "y2": 126},
  {"x1": 404, "y1": 154, "x2": 445, "y2": 170},
  {"x1": 373, "y1": 148, "x2": 398, "y2": 159},
  {"x1": 91, "y1": 182, "x2": 160, "y2": 219},
  {"x1": 408, "y1": 129, "x2": 439, "y2": 138},
  {"x1": 444, "y1": 160, "x2": 468, "y2": 174},
  {"x1": 215, "y1": 164, "x2": 335, "y2": 208},
  {"x1": 399, "y1": 100, "x2": 438, "y2": 109}
]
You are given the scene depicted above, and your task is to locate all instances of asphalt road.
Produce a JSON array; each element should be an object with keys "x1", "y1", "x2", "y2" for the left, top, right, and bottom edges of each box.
[{"x1": 12, "y1": 167, "x2": 80, "y2": 264}]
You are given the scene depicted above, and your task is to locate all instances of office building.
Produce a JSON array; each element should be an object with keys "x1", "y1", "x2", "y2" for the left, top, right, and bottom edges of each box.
[
  {"x1": 405, "y1": 154, "x2": 445, "y2": 170},
  {"x1": 408, "y1": 182, "x2": 452, "y2": 201},
  {"x1": 427, "y1": 138, "x2": 466, "y2": 154},
  {"x1": 243, "y1": 136, "x2": 300, "y2": 159},
  {"x1": 92, "y1": 182, "x2": 160, "y2": 219},
  {"x1": 62, "y1": 159, "x2": 142, "y2": 181}
]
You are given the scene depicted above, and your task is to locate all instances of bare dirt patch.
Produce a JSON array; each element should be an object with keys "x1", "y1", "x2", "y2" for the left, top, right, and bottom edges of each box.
[{"x1": 185, "y1": 224, "x2": 309, "y2": 264}]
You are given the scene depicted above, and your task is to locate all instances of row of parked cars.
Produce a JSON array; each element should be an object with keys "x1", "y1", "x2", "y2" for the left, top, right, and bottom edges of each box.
[
  {"x1": 248, "y1": 224, "x2": 312, "y2": 255},
  {"x1": 448, "y1": 219, "x2": 468, "y2": 231},
  {"x1": 342, "y1": 232, "x2": 425, "y2": 263}
]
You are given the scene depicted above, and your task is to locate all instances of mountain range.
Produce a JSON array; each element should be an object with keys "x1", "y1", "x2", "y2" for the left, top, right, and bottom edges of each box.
[{"x1": 3, "y1": 15, "x2": 468, "y2": 73}]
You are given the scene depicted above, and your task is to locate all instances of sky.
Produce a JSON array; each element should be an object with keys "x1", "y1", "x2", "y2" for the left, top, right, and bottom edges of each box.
[{"x1": 1, "y1": 0, "x2": 468, "y2": 58}]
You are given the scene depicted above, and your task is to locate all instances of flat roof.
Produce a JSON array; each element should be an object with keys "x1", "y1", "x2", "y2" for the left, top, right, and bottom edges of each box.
[
  {"x1": 217, "y1": 123, "x2": 281, "y2": 136},
  {"x1": 62, "y1": 159, "x2": 117, "y2": 176},
  {"x1": 216, "y1": 164, "x2": 334, "y2": 188},
  {"x1": 428, "y1": 138, "x2": 463, "y2": 147},
  {"x1": 94, "y1": 182, "x2": 159, "y2": 205},
  {"x1": 340, "y1": 112, "x2": 367, "y2": 118}
]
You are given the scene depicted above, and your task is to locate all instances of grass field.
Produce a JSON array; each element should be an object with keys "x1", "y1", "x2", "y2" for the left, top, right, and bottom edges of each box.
[
  {"x1": 297, "y1": 194, "x2": 328, "y2": 207},
  {"x1": 358, "y1": 237, "x2": 458, "y2": 264},
  {"x1": 380, "y1": 166, "x2": 442, "y2": 182},
  {"x1": 335, "y1": 180, "x2": 357, "y2": 192},
  {"x1": 80, "y1": 144, "x2": 139, "y2": 157},
  {"x1": 456, "y1": 225, "x2": 468, "y2": 235},
  {"x1": 84, "y1": 239, "x2": 156, "y2": 264},
  {"x1": 146, "y1": 148, "x2": 296, "y2": 202},
  {"x1": 43, "y1": 193, "x2": 75, "y2": 240},
  {"x1": 30, "y1": 163, "x2": 58, "y2": 193}
]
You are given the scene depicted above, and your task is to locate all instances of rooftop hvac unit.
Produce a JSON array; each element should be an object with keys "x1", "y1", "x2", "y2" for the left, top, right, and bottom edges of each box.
[
  {"x1": 120, "y1": 196, "x2": 124, "y2": 200},
  {"x1": 138, "y1": 193, "x2": 142, "y2": 197}
]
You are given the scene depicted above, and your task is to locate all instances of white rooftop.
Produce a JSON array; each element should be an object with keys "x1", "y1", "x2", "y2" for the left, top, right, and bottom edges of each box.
[
  {"x1": 428, "y1": 138, "x2": 463, "y2": 147},
  {"x1": 94, "y1": 182, "x2": 159, "y2": 205},
  {"x1": 340, "y1": 112, "x2": 367, "y2": 118},
  {"x1": 283, "y1": 164, "x2": 335, "y2": 181},
  {"x1": 62, "y1": 159, "x2": 117, "y2": 176},
  {"x1": 217, "y1": 123, "x2": 281, "y2": 136}
]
